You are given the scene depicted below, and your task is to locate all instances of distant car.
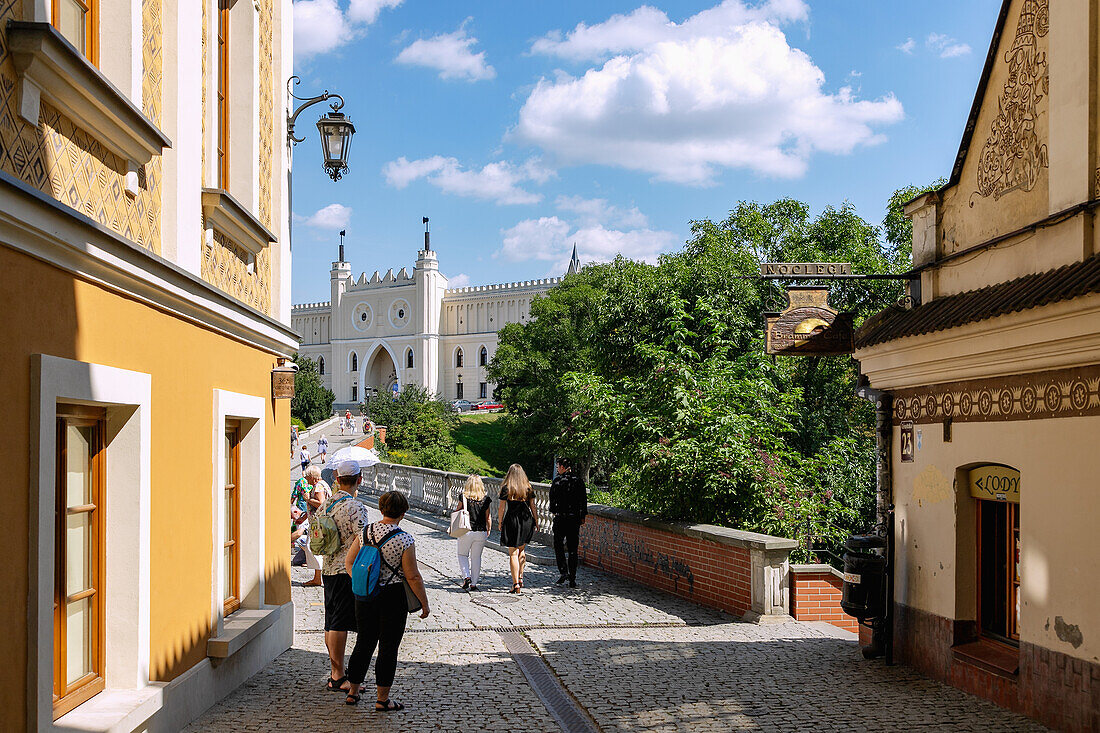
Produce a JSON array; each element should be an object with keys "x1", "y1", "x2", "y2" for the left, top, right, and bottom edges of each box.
[
  {"x1": 450, "y1": 399, "x2": 474, "y2": 412},
  {"x1": 474, "y1": 401, "x2": 504, "y2": 412}
]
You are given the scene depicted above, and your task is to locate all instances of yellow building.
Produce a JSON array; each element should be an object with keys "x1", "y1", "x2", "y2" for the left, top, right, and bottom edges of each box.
[
  {"x1": 0, "y1": 0, "x2": 297, "y2": 729},
  {"x1": 855, "y1": 0, "x2": 1099, "y2": 729}
]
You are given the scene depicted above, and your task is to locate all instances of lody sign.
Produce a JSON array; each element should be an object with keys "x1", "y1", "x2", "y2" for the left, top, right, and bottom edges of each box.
[
  {"x1": 764, "y1": 287, "x2": 854, "y2": 356},
  {"x1": 968, "y1": 464, "x2": 1020, "y2": 503}
]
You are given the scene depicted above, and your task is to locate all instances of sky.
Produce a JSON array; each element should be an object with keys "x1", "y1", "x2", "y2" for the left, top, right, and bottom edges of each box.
[{"x1": 289, "y1": 0, "x2": 1003, "y2": 304}]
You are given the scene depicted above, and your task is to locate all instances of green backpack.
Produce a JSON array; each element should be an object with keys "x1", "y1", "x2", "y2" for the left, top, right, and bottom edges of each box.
[{"x1": 309, "y1": 495, "x2": 351, "y2": 555}]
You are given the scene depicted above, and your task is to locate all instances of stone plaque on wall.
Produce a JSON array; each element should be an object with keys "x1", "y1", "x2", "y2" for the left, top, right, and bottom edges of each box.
[{"x1": 272, "y1": 368, "x2": 296, "y2": 399}]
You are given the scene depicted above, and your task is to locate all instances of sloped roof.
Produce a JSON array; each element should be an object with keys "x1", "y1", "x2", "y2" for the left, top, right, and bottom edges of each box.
[{"x1": 855, "y1": 255, "x2": 1100, "y2": 349}]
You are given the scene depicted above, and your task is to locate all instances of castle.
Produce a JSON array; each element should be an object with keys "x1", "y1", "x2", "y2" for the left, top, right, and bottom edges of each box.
[{"x1": 292, "y1": 232, "x2": 579, "y2": 411}]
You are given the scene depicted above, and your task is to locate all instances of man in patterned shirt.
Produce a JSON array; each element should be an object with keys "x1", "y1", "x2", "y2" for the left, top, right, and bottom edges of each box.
[{"x1": 320, "y1": 460, "x2": 370, "y2": 693}]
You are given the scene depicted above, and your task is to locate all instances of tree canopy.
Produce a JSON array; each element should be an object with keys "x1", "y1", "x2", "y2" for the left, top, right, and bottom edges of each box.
[
  {"x1": 489, "y1": 187, "x2": 936, "y2": 560},
  {"x1": 291, "y1": 355, "x2": 335, "y2": 427}
]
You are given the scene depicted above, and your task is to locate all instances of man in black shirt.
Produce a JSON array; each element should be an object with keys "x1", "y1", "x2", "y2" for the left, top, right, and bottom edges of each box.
[{"x1": 549, "y1": 458, "x2": 588, "y2": 587}]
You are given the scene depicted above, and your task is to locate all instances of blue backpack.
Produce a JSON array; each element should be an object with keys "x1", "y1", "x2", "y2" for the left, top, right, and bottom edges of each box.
[{"x1": 351, "y1": 526, "x2": 404, "y2": 600}]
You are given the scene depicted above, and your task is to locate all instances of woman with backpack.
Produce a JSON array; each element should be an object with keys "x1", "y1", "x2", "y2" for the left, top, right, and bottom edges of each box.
[
  {"x1": 454, "y1": 475, "x2": 492, "y2": 591},
  {"x1": 342, "y1": 491, "x2": 430, "y2": 711},
  {"x1": 498, "y1": 464, "x2": 537, "y2": 594}
]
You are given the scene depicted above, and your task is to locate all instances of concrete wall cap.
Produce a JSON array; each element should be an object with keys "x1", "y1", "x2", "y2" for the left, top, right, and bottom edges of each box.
[{"x1": 585, "y1": 504, "x2": 798, "y2": 551}]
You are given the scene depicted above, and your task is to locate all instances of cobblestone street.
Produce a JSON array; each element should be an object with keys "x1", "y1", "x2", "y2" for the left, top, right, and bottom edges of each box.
[{"x1": 187, "y1": 460, "x2": 1048, "y2": 732}]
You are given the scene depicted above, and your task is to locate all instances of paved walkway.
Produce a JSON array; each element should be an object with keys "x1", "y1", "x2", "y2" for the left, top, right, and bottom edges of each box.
[{"x1": 187, "y1": 494, "x2": 1047, "y2": 732}]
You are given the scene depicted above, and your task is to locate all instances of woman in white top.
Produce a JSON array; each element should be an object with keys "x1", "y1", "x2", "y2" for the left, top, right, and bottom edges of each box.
[{"x1": 454, "y1": 475, "x2": 493, "y2": 591}]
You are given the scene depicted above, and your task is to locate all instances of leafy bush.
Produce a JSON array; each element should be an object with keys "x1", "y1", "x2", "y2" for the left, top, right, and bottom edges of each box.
[{"x1": 291, "y1": 355, "x2": 335, "y2": 427}]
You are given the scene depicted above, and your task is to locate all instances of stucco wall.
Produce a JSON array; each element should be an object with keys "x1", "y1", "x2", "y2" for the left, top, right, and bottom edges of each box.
[
  {"x1": 0, "y1": 246, "x2": 291, "y2": 714},
  {"x1": 891, "y1": 414, "x2": 1100, "y2": 664}
]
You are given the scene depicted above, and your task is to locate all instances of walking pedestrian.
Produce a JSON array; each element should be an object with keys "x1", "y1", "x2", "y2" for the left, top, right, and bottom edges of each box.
[
  {"x1": 454, "y1": 475, "x2": 492, "y2": 591},
  {"x1": 549, "y1": 458, "x2": 588, "y2": 588},
  {"x1": 299, "y1": 443, "x2": 311, "y2": 473},
  {"x1": 498, "y1": 464, "x2": 537, "y2": 593},
  {"x1": 294, "y1": 466, "x2": 330, "y2": 587},
  {"x1": 318, "y1": 434, "x2": 329, "y2": 464},
  {"x1": 319, "y1": 461, "x2": 371, "y2": 694},
  {"x1": 342, "y1": 491, "x2": 430, "y2": 710},
  {"x1": 291, "y1": 424, "x2": 299, "y2": 457}
]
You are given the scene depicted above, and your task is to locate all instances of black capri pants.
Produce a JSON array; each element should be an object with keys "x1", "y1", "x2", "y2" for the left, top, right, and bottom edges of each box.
[{"x1": 345, "y1": 583, "x2": 408, "y2": 688}]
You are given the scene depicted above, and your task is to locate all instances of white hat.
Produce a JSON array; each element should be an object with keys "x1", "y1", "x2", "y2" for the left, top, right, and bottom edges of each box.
[{"x1": 336, "y1": 460, "x2": 361, "y2": 477}]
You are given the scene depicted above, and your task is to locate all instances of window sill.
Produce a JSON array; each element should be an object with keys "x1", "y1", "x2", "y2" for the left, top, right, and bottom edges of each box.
[
  {"x1": 7, "y1": 22, "x2": 171, "y2": 169},
  {"x1": 52, "y1": 683, "x2": 164, "y2": 733},
  {"x1": 201, "y1": 188, "x2": 277, "y2": 257},
  {"x1": 207, "y1": 607, "x2": 279, "y2": 659},
  {"x1": 953, "y1": 637, "x2": 1019, "y2": 678}
]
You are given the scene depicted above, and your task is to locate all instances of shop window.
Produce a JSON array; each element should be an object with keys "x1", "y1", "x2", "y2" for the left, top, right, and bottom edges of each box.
[
  {"x1": 978, "y1": 499, "x2": 1020, "y2": 642},
  {"x1": 54, "y1": 406, "x2": 106, "y2": 719},
  {"x1": 52, "y1": 0, "x2": 98, "y2": 64},
  {"x1": 456, "y1": 382, "x2": 463, "y2": 400},
  {"x1": 222, "y1": 421, "x2": 241, "y2": 616}
]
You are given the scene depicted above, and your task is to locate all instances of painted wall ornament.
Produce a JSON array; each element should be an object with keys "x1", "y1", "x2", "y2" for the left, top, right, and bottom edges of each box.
[{"x1": 972, "y1": 0, "x2": 1049, "y2": 205}]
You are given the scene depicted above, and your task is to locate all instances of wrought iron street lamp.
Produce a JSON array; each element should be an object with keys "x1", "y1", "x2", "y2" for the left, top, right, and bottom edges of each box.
[{"x1": 287, "y1": 76, "x2": 355, "y2": 181}]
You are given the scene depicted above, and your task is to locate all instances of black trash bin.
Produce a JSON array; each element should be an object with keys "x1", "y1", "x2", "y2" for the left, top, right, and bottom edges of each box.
[{"x1": 841, "y1": 534, "x2": 887, "y2": 620}]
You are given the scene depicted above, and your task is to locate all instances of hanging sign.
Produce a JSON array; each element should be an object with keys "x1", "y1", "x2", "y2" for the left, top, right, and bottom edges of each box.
[
  {"x1": 968, "y1": 465, "x2": 1020, "y2": 503},
  {"x1": 760, "y1": 262, "x2": 852, "y2": 277},
  {"x1": 764, "y1": 287, "x2": 854, "y2": 356},
  {"x1": 272, "y1": 366, "x2": 296, "y2": 399}
]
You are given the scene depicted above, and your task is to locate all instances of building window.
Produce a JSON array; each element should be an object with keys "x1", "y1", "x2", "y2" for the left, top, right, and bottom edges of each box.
[
  {"x1": 318, "y1": 356, "x2": 325, "y2": 375},
  {"x1": 406, "y1": 348, "x2": 414, "y2": 369},
  {"x1": 54, "y1": 406, "x2": 106, "y2": 719},
  {"x1": 479, "y1": 346, "x2": 488, "y2": 367},
  {"x1": 223, "y1": 421, "x2": 241, "y2": 616},
  {"x1": 351, "y1": 385, "x2": 358, "y2": 403},
  {"x1": 455, "y1": 382, "x2": 464, "y2": 400},
  {"x1": 479, "y1": 382, "x2": 487, "y2": 399},
  {"x1": 978, "y1": 499, "x2": 1020, "y2": 642},
  {"x1": 350, "y1": 352, "x2": 357, "y2": 372},
  {"x1": 52, "y1": 0, "x2": 97, "y2": 64},
  {"x1": 216, "y1": 1, "x2": 229, "y2": 188},
  {"x1": 455, "y1": 348, "x2": 463, "y2": 368}
]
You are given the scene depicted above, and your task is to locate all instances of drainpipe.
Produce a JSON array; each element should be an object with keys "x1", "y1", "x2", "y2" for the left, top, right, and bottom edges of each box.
[{"x1": 856, "y1": 376, "x2": 894, "y2": 664}]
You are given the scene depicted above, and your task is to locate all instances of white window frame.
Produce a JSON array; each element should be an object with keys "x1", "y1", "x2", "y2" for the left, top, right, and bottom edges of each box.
[
  {"x1": 30, "y1": 354, "x2": 152, "y2": 729},
  {"x1": 211, "y1": 390, "x2": 266, "y2": 636}
]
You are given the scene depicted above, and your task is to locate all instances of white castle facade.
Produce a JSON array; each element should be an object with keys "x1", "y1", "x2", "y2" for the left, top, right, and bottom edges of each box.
[{"x1": 292, "y1": 235, "x2": 578, "y2": 411}]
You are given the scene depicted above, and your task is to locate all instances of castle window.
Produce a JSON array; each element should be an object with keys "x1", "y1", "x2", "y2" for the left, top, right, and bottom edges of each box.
[
  {"x1": 479, "y1": 346, "x2": 488, "y2": 367},
  {"x1": 350, "y1": 352, "x2": 357, "y2": 372},
  {"x1": 455, "y1": 348, "x2": 464, "y2": 368},
  {"x1": 479, "y1": 382, "x2": 487, "y2": 400},
  {"x1": 406, "y1": 348, "x2": 414, "y2": 369},
  {"x1": 318, "y1": 356, "x2": 325, "y2": 375}
]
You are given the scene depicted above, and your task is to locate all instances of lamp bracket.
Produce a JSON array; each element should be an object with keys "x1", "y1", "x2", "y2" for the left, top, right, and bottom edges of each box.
[{"x1": 286, "y1": 75, "x2": 345, "y2": 145}]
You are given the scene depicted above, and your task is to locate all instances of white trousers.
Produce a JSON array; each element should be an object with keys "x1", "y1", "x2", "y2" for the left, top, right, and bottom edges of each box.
[
  {"x1": 295, "y1": 532, "x2": 322, "y2": 570},
  {"x1": 456, "y1": 531, "x2": 488, "y2": 584}
]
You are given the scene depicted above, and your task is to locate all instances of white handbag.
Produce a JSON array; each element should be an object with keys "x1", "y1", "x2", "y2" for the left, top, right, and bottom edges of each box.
[{"x1": 448, "y1": 495, "x2": 471, "y2": 538}]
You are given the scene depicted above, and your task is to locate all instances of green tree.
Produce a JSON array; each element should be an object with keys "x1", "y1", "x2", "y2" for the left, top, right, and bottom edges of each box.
[
  {"x1": 291, "y1": 355, "x2": 335, "y2": 427},
  {"x1": 366, "y1": 385, "x2": 457, "y2": 471}
]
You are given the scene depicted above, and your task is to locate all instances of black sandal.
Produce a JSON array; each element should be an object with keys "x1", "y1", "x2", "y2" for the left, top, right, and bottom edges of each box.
[
  {"x1": 325, "y1": 676, "x2": 348, "y2": 692},
  {"x1": 510, "y1": 583, "x2": 521, "y2": 594},
  {"x1": 345, "y1": 692, "x2": 361, "y2": 706},
  {"x1": 375, "y1": 699, "x2": 404, "y2": 712}
]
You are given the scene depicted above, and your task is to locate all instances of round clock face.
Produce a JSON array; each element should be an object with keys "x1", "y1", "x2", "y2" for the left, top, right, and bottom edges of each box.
[
  {"x1": 389, "y1": 299, "x2": 411, "y2": 329},
  {"x1": 352, "y1": 302, "x2": 373, "y2": 331}
]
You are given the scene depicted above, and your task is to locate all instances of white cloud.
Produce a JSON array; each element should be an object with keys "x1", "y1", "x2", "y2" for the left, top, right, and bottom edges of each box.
[
  {"x1": 382, "y1": 156, "x2": 552, "y2": 205},
  {"x1": 396, "y1": 24, "x2": 495, "y2": 81},
  {"x1": 531, "y1": 0, "x2": 809, "y2": 62},
  {"x1": 896, "y1": 37, "x2": 916, "y2": 54},
  {"x1": 498, "y1": 216, "x2": 679, "y2": 273},
  {"x1": 514, "y1": 20, "x2": 904, "y2": 184},
  {"x1": 299, "y1": 203, "x2": 353, "y2": 229},
  {"x1": 555, "y1": 195, "x2": 648, "y2": 228},
  {"x1": 926, "y1": 32, "x2": 970, "y2": 58},
  {"x1": 448, "y1": 273, "x2": 471, "y2": 288},
  {"x1": 293, "y1": 0, "x2": 402, "y2": 61}
]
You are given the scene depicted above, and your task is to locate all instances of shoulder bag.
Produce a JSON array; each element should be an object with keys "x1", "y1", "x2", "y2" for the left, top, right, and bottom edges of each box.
[{"x1": 448, "y1": 495, "x2": 471, "y2": 538}]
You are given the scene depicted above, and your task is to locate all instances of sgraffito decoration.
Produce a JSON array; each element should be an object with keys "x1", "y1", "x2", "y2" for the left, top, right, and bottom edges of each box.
[
  {"x1": 972, "y1": 0, "x2": 1049, "y2": 204},
  {"x1": 893, "y1": 364, "x2": 1100, "y2": 425},
  {"x1": 203, "y1": 228, "x2": 271, "y2": 313}
]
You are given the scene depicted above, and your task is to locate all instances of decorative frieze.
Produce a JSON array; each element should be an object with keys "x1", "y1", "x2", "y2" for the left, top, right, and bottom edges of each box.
[{"x1": 893, "y1": 364, "x2": 1100, "y2": 424}]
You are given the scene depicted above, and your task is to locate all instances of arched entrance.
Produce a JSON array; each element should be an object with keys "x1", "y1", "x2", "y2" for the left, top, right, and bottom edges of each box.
[{"x1": 363, "y1": 344, "x2": 398, "y2": 401}]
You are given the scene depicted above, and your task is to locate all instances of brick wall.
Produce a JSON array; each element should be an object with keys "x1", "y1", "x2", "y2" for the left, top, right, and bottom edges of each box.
[
  {"x1": 789, "y1": 565, "x2": 859, "y2": 632},
  {"x1": 577, "y1": 506, "x2": 795, "y2": 618}
]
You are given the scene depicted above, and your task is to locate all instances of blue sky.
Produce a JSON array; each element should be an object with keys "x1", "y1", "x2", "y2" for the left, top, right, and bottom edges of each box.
[{"x1": 289, "y1": 0, "x2": 1002, "y2": 304}]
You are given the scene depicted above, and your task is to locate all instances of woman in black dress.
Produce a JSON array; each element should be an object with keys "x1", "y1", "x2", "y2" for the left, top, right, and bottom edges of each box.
[{"x1": 498, "y1": 463, "x2": 537, "y2": 593}]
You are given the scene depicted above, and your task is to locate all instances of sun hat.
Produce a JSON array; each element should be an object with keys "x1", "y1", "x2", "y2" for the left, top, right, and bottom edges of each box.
[{"x1": 336, "y1": 460, "x2": 362, "y2": 477}]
